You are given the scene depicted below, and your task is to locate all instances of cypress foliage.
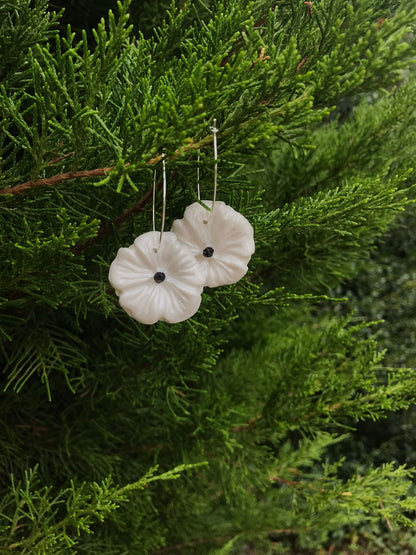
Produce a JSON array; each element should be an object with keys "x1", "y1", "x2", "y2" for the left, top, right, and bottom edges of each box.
[{"x1": 1, "y1": 0, "x2": 416, "y2": 552}]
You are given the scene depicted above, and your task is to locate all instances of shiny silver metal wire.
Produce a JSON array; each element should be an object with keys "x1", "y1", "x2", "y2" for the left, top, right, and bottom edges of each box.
[
  {"x1": 210, "y1": 118, "x2": 218, "y2": 212},
  {"x1": 201, "y1": 119, "x2": 218, "y2": 224},
  {"x1": 152, "y1": 152, "x2": 166, "y2": 252}
]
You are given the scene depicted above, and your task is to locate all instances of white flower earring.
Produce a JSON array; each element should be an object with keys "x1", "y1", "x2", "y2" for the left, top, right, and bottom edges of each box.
[
  {"x1": 109, "y1": 154, "x2": 205, "y2": 324},
  {"x1": 171, "y1": 121, "x2": 255, "y2": 288}
]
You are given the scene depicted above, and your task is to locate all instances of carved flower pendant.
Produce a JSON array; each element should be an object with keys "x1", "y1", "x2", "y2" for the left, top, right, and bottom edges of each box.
[
  {"x1": 109, "y1": 231, "x2": 205, "y2": 324},
  {"x1": 171, "y1": 201, "x2": 255, "y2": 287}
]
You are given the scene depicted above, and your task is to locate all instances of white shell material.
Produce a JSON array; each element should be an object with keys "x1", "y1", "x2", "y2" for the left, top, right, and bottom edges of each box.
[
  {"x1": 108, "y1": 231, "x2": 205, "y2": 325},
  {"x1": 171, "y1": 201, "x2": 255, "y2": 287}
]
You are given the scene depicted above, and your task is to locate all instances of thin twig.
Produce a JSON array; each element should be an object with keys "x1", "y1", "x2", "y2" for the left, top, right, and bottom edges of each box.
[
  {"x1": 267, "y1": 529, "x2": 297, "y2": 535},
  {"x1": 230, "y1": 416, "x2": 259, "y2": 432},
  {"x1": 0, "y1": 165, "x2": 130, "y2": 195},
  {"x1": 2, "y1": 113, "x2": 278, "y2": 253},
  {"x1": 0, "y1": 134, "x2": 214, "y2": 196},
  {"x1": 71, "y1": 185, "x2": 155, "y2": 255},
  {"x1": 152, "y1": 536, "x2": 232, "y2": 554},
  {"x1": 152, "y1": 529, "x2": 296, "y2": 554},
  {"x1": 47, "y1": 151, "x2": 75, "y2": 165},
  {"x1": 219, "y1": 6, "x2": 276, "y2": 67},
  {"x1": 249, "y1": 47, "x2": 270, "y2": 71},
  {"x1": 269, "y1": 475, "x2": 298, "y2": 487},
  {"x1": 379, "y1": 502, "x2": 393, "y2": 532},
  {"x1": 1, "y1": 2, "x2": 279, "y2": 199},
  {"x1": 71, "y1": 169, "x2": 178, "y2": 255}
]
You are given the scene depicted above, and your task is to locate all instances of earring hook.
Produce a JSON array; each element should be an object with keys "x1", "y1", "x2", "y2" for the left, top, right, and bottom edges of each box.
[
  {"x1": 197, "y1": 149, "x2": 201, "y2": 201},
  {"x1": 152, "y1": 151, "x2": 167, "y2": 253},
  {"x1": 152, "y1": 168, "x2": 157, "y2": 233},
  {"x1": 201, "y1": 119, "x2": 218, "y2": 224},
  {"x1": 160, "y1": 152, "x2": 166, "y2": 249},
  {"x1": 210, "y1": 118, "x2": 218, "y2": 212}
]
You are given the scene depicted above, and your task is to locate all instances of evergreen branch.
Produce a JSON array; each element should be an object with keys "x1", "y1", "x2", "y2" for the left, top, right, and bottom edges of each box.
[
  {"x1": 269, "y1": 474, "x2": 325, "y2": 492},
  {"x1": 71, "y1": 169, "x2": 181, "y2": 255},
  {"x1": 0, "y1": 132, "x2": 218, "y2": 196},
  {"x1": 1, "y1": 114, "x2": 271, "y2": 252},
  {"x1": 47, "y1": 150, "x2": 75, "y2": 165},
  {"x1": 70, "y1": 184, "x2": 155, "y2": 255},
  {"x1": 152, "y1": 529, "x2": 296, "y2": 553},
  {"x1": 230, "y1": 416, "x2": 259, "y2": 432},
  {"x1": 0, "y1": 463, "x2": 205, "y2": 552},
  {"x1": 219, "y1": 4, "x2": 277, "y2": 67},
  {"x1": 0, "y1": 100, "x2": 307, "y2": 198},
  {"x1": 152, "y1": 536, "x2": 233, "y2": 553},
  {"x1": 0, "y1": 164, "x2": 131, "y2": 195}
]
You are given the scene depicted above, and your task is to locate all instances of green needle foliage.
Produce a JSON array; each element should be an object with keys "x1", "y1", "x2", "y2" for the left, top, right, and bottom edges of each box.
[{"x1": 1, "y1": 0, "x2": 416, "y2": 552}]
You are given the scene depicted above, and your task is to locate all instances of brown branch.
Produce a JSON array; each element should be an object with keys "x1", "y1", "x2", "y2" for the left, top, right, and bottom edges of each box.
[
  {"x1": 0, "y1": 134, "x2": 214, "y2": 196},
  {"x1": 269, "y1": 473, "x2": 324, "y2": 492},
  {"x1": 0, "y1": 164, "x2": 130, "y2": 195},
  {"x1": 296, "y1": 57, "x2": 308, "y2": 72},
  {"x1": 1, "y1": 3, "x2": 283, "y2": 201},
  {"x1": 152, "y1": 529, "x2": 296, "y2": 554},
  {"x1": 379, "y1": 502, "x2": 393, "y2": 532},
  {"x1": 1, "y1": 110, "x2": 267, "y2": 253},
  {"x1": 47, "y1": 150, "x2": 75, "y2": 166},
  {"x1": 70, "y1": 112, "x2": 285, "y2": 254},
  {"x1": 152, "y1": 536, "x2": 232, "y2": 554},
  {"x1": 269, "y1": 475, "x2": 298, "y2": 487},
  {"x1": 71, "y1": 184, "x2": 156, "y2": 255},
  {"x1": 249, "y1": 47, "x2": 270, "y2": 71},
  {"x1": 230, "y1": 416, "x2": 259, "y2": 432},
  {"x1": 304, "y1": 2, "x2": 314, "y2": 18},
  {"x1": 71, "y1": 168, "x2": 180, "y2": 255},
  {"x1": 220, "y1": 6, "x2": 276, "y2": 67},
  {"x1": 267, "y1": 529, "x2": 297, "y2": 536}
]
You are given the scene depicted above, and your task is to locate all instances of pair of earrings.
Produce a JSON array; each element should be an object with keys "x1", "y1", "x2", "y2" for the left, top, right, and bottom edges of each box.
[{"x1": 108, "y1": 122, "x2": 255, "y2": 325}]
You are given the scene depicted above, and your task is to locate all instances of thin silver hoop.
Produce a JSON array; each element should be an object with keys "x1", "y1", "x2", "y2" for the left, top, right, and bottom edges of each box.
[
  {"x1": 201, "y1": 119, "x2": 218, "y2": 224},
  {"x1": 210, "y1": 118, "x2": 218, "y2": 212},
  {"x1": 152, "y1": 168, "x2": 157, "y2": 233},
  {"x1": 152, "y1": 152, "x2": 167, "y2": 253},
  {"x1": 197, "y1": 149, "x2": 201, "y2": 201}
]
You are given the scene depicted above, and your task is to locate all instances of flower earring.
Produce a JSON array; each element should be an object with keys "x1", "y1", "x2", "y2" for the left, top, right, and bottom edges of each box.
[
  {"x1": 109, "y1": 154, "x2": 205, "y2": 324},
  {"x1": 171, "y1": 121, "x2": 255, "y2": 288}
]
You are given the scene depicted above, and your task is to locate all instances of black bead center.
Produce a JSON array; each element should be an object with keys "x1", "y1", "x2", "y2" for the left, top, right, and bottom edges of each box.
[
  {"x1": 153, "y1": 272, "x2": 166, "y2": 283},
  {"x1": 203, "y1": 246, "x2": 214, "y2": 258}
]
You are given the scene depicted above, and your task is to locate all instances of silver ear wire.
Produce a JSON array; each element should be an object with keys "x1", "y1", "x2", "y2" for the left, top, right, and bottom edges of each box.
[
  {"x1": 153, "y1": 152, "x2": 167, "y2": 253},
  {"x1": 202, "y1": 119, "x2": 218, "y2": 224},
  {"x1": 152, "y1": 168, "x2": 157, "y2": 233},
  {"x1": 197, "y1": 149, "x2": 201, "y2": 201},
  {"x1": 210, "y1": 118, "x2": 218, "y2": 212},
  {"x1": 160, "y1": 151, "x2": 166, "y2": 249}
]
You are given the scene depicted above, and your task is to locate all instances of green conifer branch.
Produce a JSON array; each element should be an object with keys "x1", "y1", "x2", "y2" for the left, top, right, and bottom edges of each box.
[{"x1": 1, "y1": 0, "x2": 416, "y2": 552}]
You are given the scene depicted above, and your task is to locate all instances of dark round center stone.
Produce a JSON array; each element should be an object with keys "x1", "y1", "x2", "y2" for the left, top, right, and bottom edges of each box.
[
  {"x1": 153, "y1": 272, "x2": 166, "y2": 283},
  {"x1": 203, "y1": 246, "x2": 214, "y2": 258}
]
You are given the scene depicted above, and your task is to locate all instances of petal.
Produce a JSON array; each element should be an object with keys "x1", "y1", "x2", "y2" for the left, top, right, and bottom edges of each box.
[
  {"x1": 158, "y1": 281, "x2": 202, "y2": 323},
  {"x1": 171, "y1": 201, "x2": 255, "y2": 287},
  {"x1": 118, "y1": 282, "x2": 162, "y2": 325},
  {"x1": 132, "y1": 230, "x2": 167, "y2": 272},
  {"x1": 204, "y1": 254, "x2": 249, "y2": 287},
  {"x1": 109, "y1": 231, "x2": 204, "y2": 324},
  {"x1": 205, "y1": 201, "x2": 255, "y2": 258},
  {"x1": 171, "y1": 203, "x2": 212, "y2": 252},
  {"x1": 118, "y1": 280, "x2": 202, "y2": 324},
  {"x1": 108, "y1": 245, "x2": 153, "y2": 293}
]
